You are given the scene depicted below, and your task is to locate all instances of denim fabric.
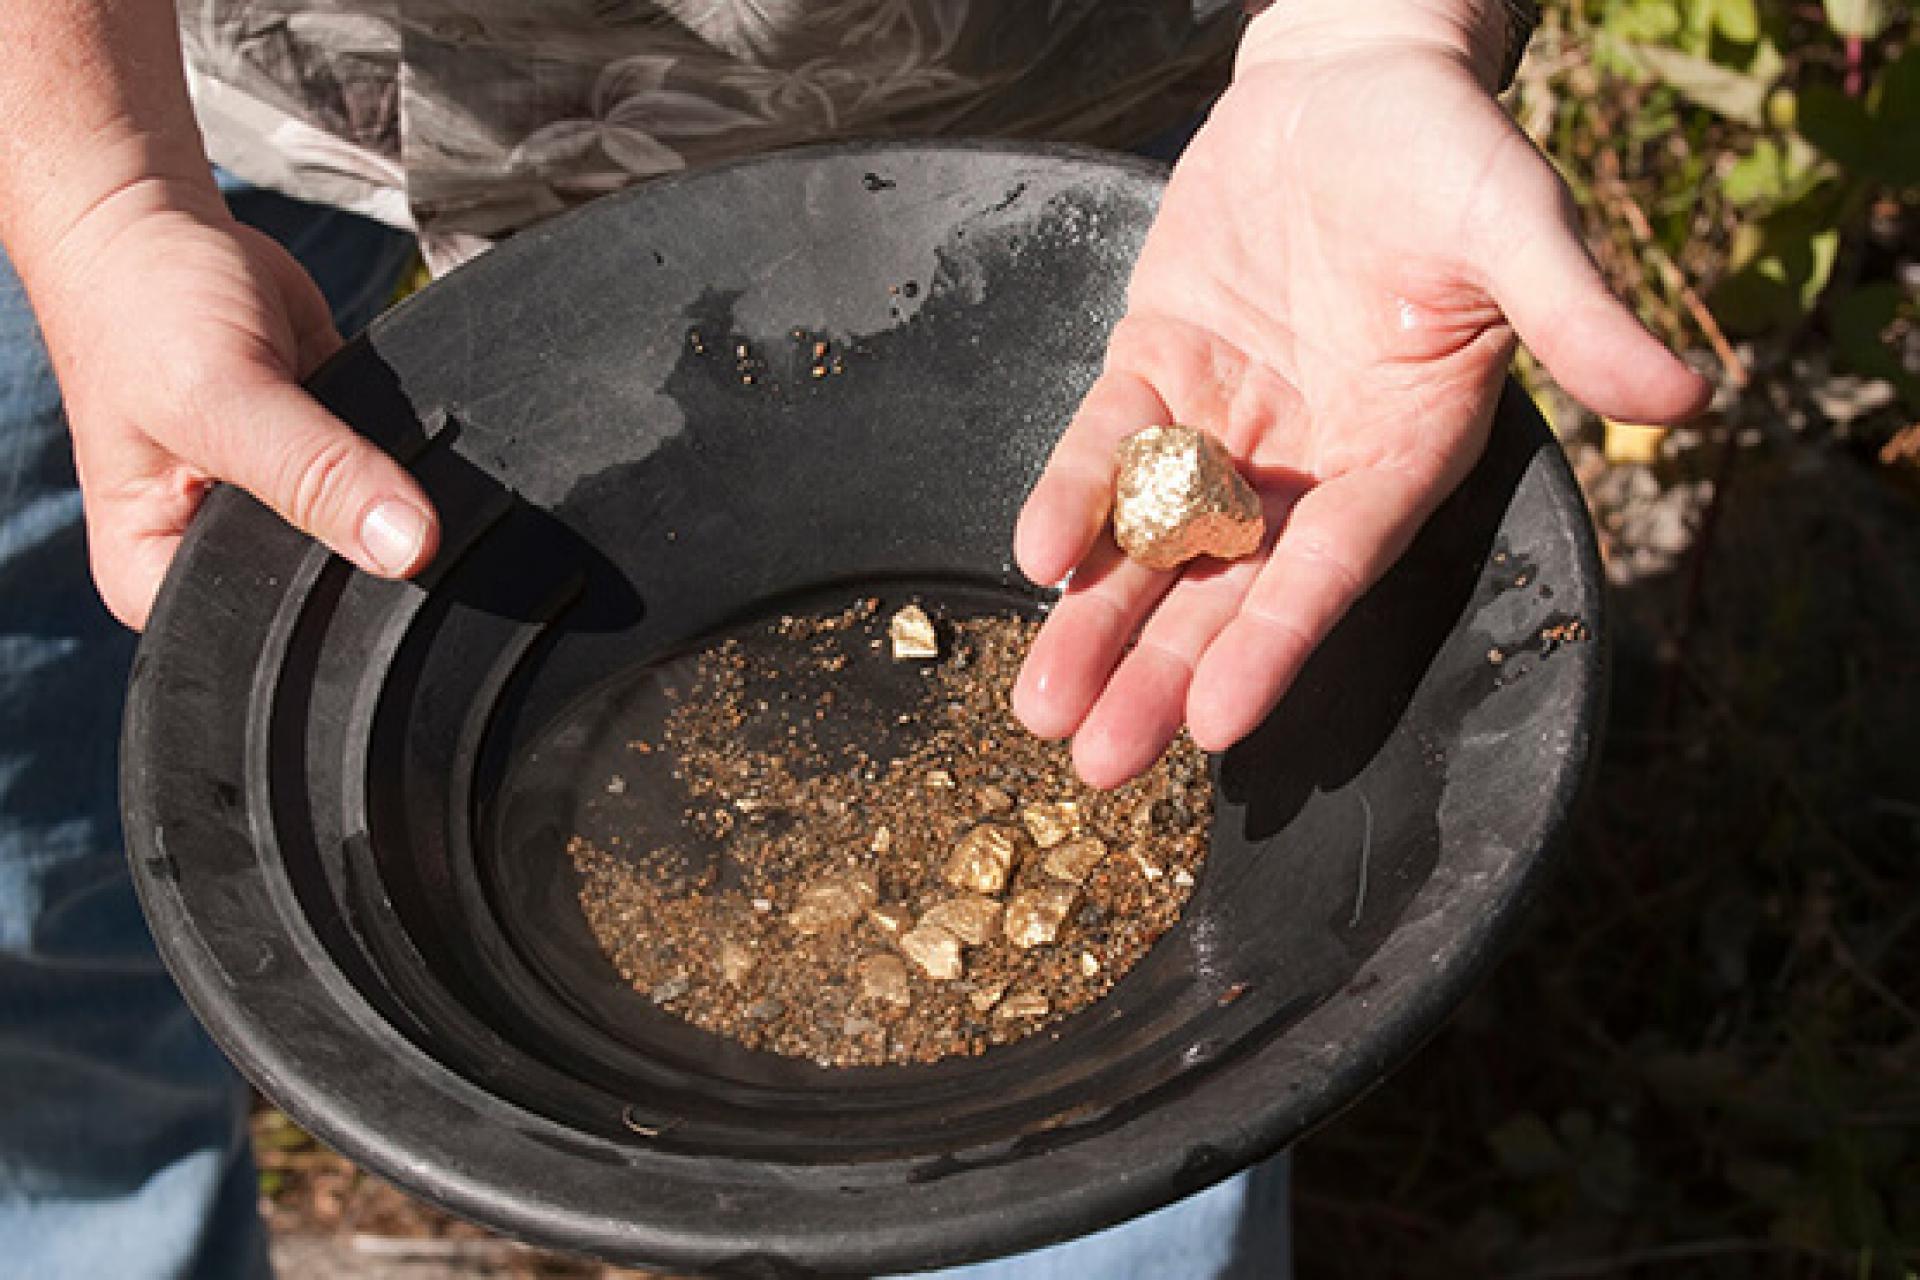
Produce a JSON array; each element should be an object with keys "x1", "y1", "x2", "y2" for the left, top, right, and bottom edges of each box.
[
  {"x1": 0, "y1": 182, "x2": 412, "y2": 1280},
  {"x1": 912, "y1": 1155, "x2": 1292, "y2": 1279}
]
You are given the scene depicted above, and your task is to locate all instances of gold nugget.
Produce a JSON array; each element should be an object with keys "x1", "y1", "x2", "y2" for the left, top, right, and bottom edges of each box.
[
  {"x1": 888, "y1": 604, "x2": 940, "y2": 660},
  {"x1": 1112, "y1": 426, "x2": 1263, "y2": 570}
]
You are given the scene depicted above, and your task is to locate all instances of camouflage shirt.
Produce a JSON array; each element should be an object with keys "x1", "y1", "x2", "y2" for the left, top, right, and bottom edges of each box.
[{"x1": 180, "y1": 0, "x2": 1242, "y2": 264}]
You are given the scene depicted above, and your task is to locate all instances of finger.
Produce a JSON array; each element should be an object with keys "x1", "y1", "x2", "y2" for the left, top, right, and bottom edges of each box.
[
  {"x1": 1068, "y1": 555, "x2": 1261, "y2": 789},
  {"x1": 248, "y1": 226, "x2": 348, "y2": 375},
  {"x1": 1483, "y1": 163, "x2": 1710, "y2": 424},
  {"x1": 185, "y1": 372, "x2": 439, "y2": 579},
  {"x1": 1186, "y1": 466, "x2": 1436, "y2": 753},
  {"x1": 68, "y1": 432, "x2": 210, "y2": 631},
  {"x1": 85, "y1": 506, "x2": 191, "y2": 633},
  {"x1": 1013, "y1": 369, "x2": 1171, "y2": 587},
  {"x1": 1011, "y1": 534, "x2": 1175, "y2": 742},
  {"x1": 107, "y1": 532, "x2": 185, "y2": 632}
]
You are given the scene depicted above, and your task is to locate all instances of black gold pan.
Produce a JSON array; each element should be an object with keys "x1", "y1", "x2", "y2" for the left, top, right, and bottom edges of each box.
[{"x1": 123, "y1": 142, "x2": 1604, "y2": 1277}]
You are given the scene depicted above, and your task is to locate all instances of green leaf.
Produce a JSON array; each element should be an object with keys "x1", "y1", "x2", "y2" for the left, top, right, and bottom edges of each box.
[
  {"x1": 1604, "y1": 0, "x2": 1685, "y2": 43},
  {"x1": 1868, "y1": 47, "x2": 1920, "y2": 185},
  {"x1": 1721, "y1": 137, "x2": 1801, "y2": 206},
  {"x1": 1623, "y1": 41, "x2": 1772, "y2": 124},
  {"x1": 1713, "y1": 190, "x2": 1844, "y2": 332},
  {"x1": 1800, "y1": 229, "x2": 1841, "y2": 312},
  {"x1": 1831, "y1": 282, "x2": 1920, "y2": 410},
  {"x1": 1799, "y1": 82, "x2": 1879, "y2": 171},
  {"x1": 1823, "y1": 0, "x2": 1893, "y2": 38},
  {"x1": 1714, "y1": 0, "x2": 1761, "y2": 42},
  {"x1": 1800, "y1": 50, "x2": 1920, "y2": 186}
]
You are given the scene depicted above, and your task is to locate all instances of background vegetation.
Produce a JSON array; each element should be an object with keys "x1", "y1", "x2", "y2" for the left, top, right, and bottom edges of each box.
[{"x1": 1295, "y1": 2, "x2": 1919, "y2": 1275}]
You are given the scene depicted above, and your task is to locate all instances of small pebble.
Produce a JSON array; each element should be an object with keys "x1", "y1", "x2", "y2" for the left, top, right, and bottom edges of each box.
[
  {"x1": 717, "y1": 940, "x2": 756, "y2": 986},
  {"x1": 856, "y1": 954, "x2": 912, "y2": 1009}
]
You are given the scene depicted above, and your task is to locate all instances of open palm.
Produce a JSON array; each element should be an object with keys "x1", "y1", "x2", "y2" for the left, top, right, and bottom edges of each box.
[{"x1": 1012, "y1": 47, "x2": 1708, "y2": 787}]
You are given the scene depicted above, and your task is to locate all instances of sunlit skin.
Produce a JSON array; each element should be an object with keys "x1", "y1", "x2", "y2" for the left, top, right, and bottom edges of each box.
[
  {"x1": 1010, "y1": 30, "x2": 1710, "y2": 790},
  {"x1": 30, "y1": 182, "x2": 439, "y2": 630}
]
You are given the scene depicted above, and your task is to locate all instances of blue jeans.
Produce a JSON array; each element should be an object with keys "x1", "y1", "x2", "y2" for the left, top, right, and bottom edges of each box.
[
  {"x1": 0, "y1": 177, "x2": 1288, "y2": 1279},
  {"x1": 0, "y1": 182, "x2": 413, "y2": 1280}
]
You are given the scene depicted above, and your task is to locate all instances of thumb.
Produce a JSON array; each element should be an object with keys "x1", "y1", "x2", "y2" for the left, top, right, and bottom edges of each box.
[
  {"x1": 192, "y1": 373, "x2": 440, "y2": 579},
  {"x1": 1484, "y1": 172, "x2": 1711, "y2": 425}
]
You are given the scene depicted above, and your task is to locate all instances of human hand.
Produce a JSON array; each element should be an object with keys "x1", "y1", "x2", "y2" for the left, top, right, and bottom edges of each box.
[
  {"x1": 26, "y1": 181, "x2": 438, "y2": 629},
  {"x1": 1011, "y1": 3, "x2": 1710, "y2": 788}
]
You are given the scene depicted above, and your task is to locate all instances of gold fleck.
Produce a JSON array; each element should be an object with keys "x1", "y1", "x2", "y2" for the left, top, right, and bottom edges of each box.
[
  {"x1": 946, "y1": 823, "x2": 1021, "y2": 895},
  {"x1": 1042, "y1": 835, "x2": 1107, "y2": 884},
  {"x1": 995, "y1": 990, "x2": 1050, "y2": 1020},
  {"x1": 1079, "y1": 951, "x2": 1101, "y2": 978},
  {"x1": 788, "y1": 870, "x2": 878, "y2": 935},
  {"x1": 889, "y1": 604, "x2": 940, "y2": 660},
  {"x1": 867, "y1": 902, "x2": 912, "y2": 938},
  {"x1": 969, "y1": 980, "x2": 1008, "y2": 1013},
  {"x1": 898, "y1": 923, "x2": 964, "y2": 980},
  {"x1": 919, "y1": 896, "x2": 1003, "y2": 947},
  {"x1": 1021, "y1": 801, "x2": 1080, "y2": 849},
  {"x1": 1005, "y1": 883, "x2": 1077, "y2": 948}
]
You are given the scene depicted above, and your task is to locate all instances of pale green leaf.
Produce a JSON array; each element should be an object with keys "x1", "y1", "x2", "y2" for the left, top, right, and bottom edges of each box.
[
  {"x1": 1823, "y1": 0, "x2": 1893, "y2": 38},
  {"x1": 1800, "y1": 229, "x2": 1841, "y2": 311},
  {"x1": 1722, "y1": 139, "x2": 1790, "y2": 204},
  {"x1": 1714, "y1": 0, "x2": 1761, "y2": 42},
  {"x1": 1623, "y1": 41, "x2": 1771, "y2": 124},
  {"x1": 1721, "y1": 136, "x2": 1830, "y2": 207},
  {"x1": 1604, "y1": 0, "x2": 1685, "y2": 43}
]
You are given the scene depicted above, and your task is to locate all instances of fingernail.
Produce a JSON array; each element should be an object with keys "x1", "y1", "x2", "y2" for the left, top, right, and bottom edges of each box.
[{"x1": 361, "y1": 499, "x2": 429, "y2": 575}]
